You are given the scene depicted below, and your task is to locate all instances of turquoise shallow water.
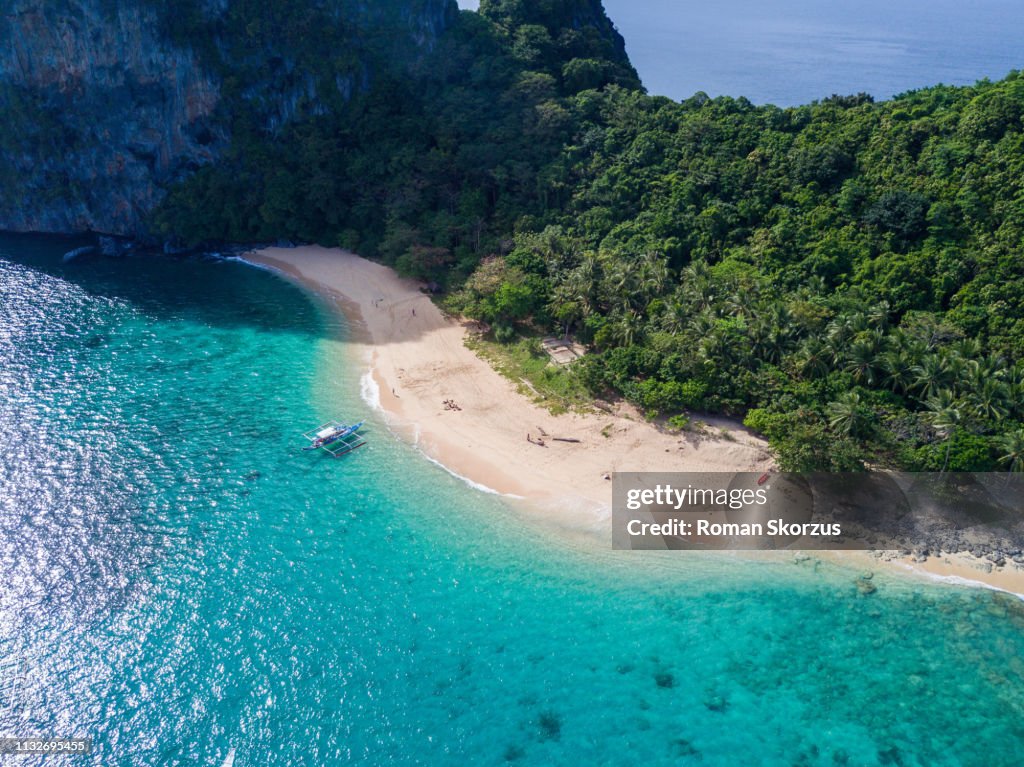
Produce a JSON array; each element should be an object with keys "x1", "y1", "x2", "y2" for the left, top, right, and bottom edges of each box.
[{"x1": 1, "y1": 235, "x2": 1023, "y2": 766}]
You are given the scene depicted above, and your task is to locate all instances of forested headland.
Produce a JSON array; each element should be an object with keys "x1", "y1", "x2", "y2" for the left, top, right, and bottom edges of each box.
[{"x1": 153, "y1": 0, "x2": 1024, "y2": 472}]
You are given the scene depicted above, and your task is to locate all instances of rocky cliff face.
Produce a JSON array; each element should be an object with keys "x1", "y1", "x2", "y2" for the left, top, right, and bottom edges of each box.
[
  {"x1": 0, "y1": 2, "x2": 221, "y2": 235},
  {"x1": 0, "y1": 0, "x2": 456, "y2": 236}
]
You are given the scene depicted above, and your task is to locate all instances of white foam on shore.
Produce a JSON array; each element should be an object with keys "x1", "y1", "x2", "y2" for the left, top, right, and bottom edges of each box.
[
  {"x1": 417, "y1": 451, "x2": 516, "y2": 497},
  {"x1": 895, "y1": 562, "x2": 1024, "y2": 602},
  {"x1": 358, "y1": 366, "x2": 520, "y2": 498},
  {"x1": 231, "y1": 253, "x2": 280, "y2": 274},
  {"x1": 359, "y1": 370, "x2": 382, "y2": 412}
]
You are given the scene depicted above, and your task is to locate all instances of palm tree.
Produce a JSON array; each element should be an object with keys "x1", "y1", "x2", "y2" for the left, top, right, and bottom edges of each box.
[
  {"x1": 960, "y1": 358, "x2": 985, "y2": 393},
  {"x1": 844, "y1": 339, "x2": 882, "y2": 386},
  {"x1": 824, "y1": 324, "x2": 852, "y2": 366},
  {"x1": 700, "y1": 325, "x2": 739, "y2": 368},
  {"x1": 950, "y1": 338, "x2": 983, "y2": 360},
  {"x1": 793, "y1": 275, "x2": 829, "y2": 299},
  {"x1": 797, "y1": 338, "x2": 831, "y2": 379},
  {"x1": 604, "y1": 261, "x2": 640, "y2": 309},
  {"x1": 611, "y1": 310, "x2": 645, "y2": 347},
  {"x1": 554, "y1": 254, "x2": 601, "y2": 318},
  {"x1": 688, "y1": 308, "x2": 719, "y2": 338},
  {"x1": 723, "y1": 293, "x2": 751, "y2": 318},
  {"x1": 637, "y1": 251, "x2": 670, "y2": 299},
  {"x1": 880, "y1": 350, "x2": 916, "y2": 394},
  {"x1": 660, "y1": 300, "x2": 690, "y2": 335},
  {"x1": 867, "y1": 301, "x2": 891, "y2": 330},
  {"x1": 549, "y1": 283, "x2": 582, "y2": 336},
  {"x1": 828, "y1": 391, "x2": 870, "y2": 438},
  {"x1": 551, "y1": 254, "x2": 604, "y2": 335},
  {"x1": 1007, "y1": 365, "x2": 1024, "y2": 419},
  {"x1": 913, "y1": 355, "x2": 951, "y2": 400},
  {"x1": 944, "y1": 354, "x2": 968, "y2": 389},
  {"x1": 847, "y1": 312, "x2": 871, "y2": 334},
  {"x1": 749, "y1": 317, "x2": 781, "y2": 364},
  {"x1": 926, "y1": 390, "x2": 963, "y2": 473},
  {"x1": 679, "y1": 262, "x2": 714, "y2": 312},
  {"x1": 981, "y1": 353, "x2": 1008, "y2": 378},
  {"x1": 890, "y1": 332, "x2": 928, "y2": 367},
  {"x1": 770, "y1": 304, "x2": 797, "y2": 339},
  {"x1": 996, "y1": 428, "x2": 1024, "y2": 472},
  {"x1": 968, "y1": 378, "x2": 1011, "y2": 423}
]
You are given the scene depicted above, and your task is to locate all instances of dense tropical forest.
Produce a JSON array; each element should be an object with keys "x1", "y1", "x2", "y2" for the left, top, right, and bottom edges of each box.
[{"x1": 153, "y1": 0, "x2": 1024, "y2": 473}]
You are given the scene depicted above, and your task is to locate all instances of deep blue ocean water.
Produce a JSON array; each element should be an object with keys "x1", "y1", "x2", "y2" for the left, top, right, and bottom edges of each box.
[
  {"x1": 458, "y1": 0, "x2": 1024, "y2": 105},
  {"x1": 1, "y1": 236, "x2": 1023, "y2": 766}
]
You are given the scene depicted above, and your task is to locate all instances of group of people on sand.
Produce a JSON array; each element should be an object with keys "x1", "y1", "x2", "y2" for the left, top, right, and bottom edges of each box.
[
  {"x1": 443, "y1": 399, "x2": 461, "y2": 411},
  {"x1": 371, "y1": 297, "x2": 417, "y2": 318},
  {"x1": 526, "y1": 433, "x2": 547, "y2": 447}
]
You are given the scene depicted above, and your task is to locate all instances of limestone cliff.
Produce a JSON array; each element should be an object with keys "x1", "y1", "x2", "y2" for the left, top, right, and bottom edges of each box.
[{"x1": 0, "y1": 0, "x2": 456, "y2": 235}]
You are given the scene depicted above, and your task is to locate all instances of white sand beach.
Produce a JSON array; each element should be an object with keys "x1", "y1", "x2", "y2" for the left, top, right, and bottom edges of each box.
[
  {"x1": 244, "y1": 245, "x2": 1024, "y2": 596},
  {"x1": 245, "y1": 246, "x2": 770, "y2": 510}
]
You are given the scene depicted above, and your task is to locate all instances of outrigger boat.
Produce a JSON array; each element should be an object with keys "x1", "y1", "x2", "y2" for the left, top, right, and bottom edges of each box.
[{"x1": 302, "y1": 419, "x2": 366, "y2": 457}]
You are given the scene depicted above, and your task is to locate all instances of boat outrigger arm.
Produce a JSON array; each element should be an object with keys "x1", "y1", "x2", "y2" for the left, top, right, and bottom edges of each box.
[{"x1": 302, "y1": 420, "x2": 367, "y2": 457}]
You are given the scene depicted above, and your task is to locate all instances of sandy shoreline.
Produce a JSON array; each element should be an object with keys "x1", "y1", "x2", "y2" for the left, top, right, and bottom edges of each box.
[{"x1": 242, "y1": 245, "x2": 1024, "y2": 597}]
